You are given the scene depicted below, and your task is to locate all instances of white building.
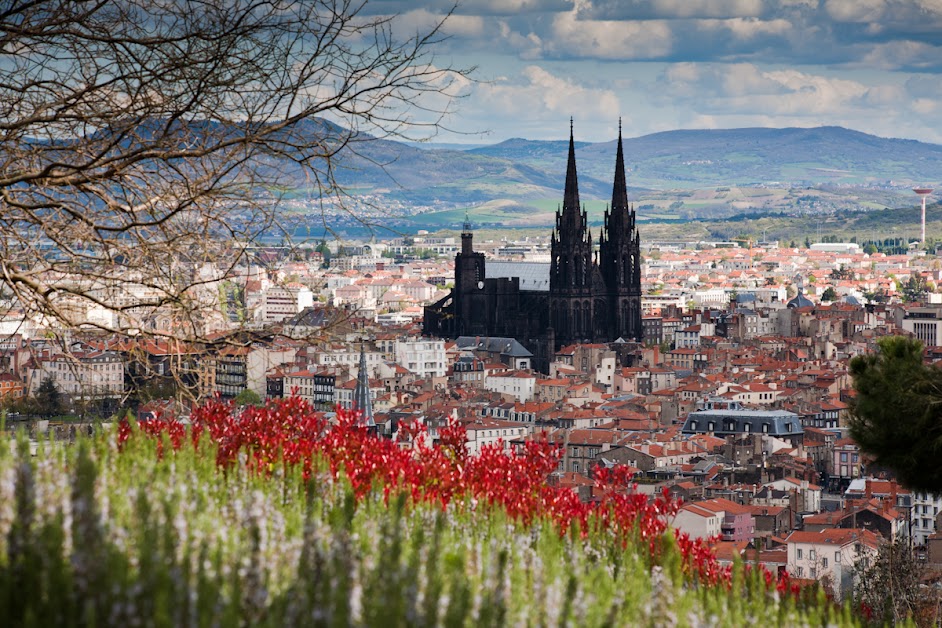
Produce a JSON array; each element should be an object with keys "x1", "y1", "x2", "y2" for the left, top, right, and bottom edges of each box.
[
  {"x1": 809, "y1": 243, "x2": 860, "y2": 254},
  {"x1": 463, "y1": 417, "x2": 531, "y2": 456},
  {"x1": 28, "y1": 349, "x2": 125, "y2": 399},
  {"x1": 690, "y1": 288, "x2": 729, "y2": 307},
  {"x1": 764, "y1": 477, "x2": 822, "y2": 514},
  {"x1": 313, "y1": 347, "x2": 384, "y2": 376},
  {"x1": 246, "y1": 344, "x2": 298, "y2": 397},
  {"x1": 785, "y1": 528, "x2": 881, "y2": 600},
  {"x1": 673, "y1": 503, "x2": 722, "y2": 540},
  {"x1": 739, "y1": 310, "x2": 777, "y2": 338},
  {"x1": 394, "y1": 338, "x2": 446, "y2": 379},
  {"x1": 259, "y1": 284, "x2": 314, "y2": 323},
  {"x1": 911, "y1": 490, "x2": 942, "y2": 546},
  {"x1": 484, "y1": 370, "x2": 537, "y2": 402},
  {"x1": 900, "y1": 307, "x2": 942, "y2": 347},
  {"x1": 674, "y1": 322, "x2": 715, "y2": 348}
]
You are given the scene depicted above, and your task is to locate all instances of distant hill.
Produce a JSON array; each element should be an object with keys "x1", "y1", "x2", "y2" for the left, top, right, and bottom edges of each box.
[
  {"x1": 315, "y1": 125, "x2": 939, "y2": 198},
  {"x1": 462, "y1": 126, "x2": 942, "y2": 189},
  {"x1": 109, "y1": 118, "x2": 940, "y2": 233}
]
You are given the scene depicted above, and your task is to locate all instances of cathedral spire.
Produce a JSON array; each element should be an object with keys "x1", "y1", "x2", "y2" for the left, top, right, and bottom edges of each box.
[
  {"x1": 611, "y1": 117, "x2": 628, "y2": 210},
  {"x1": 563, "y1": 117, "x2": 580, "y2": 214},
  {"x1": 353, "y1": 341, "x2": 375, "y2": 429}
]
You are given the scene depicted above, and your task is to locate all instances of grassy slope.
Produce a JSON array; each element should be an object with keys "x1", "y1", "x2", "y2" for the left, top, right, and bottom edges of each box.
[{"x1": 0, "y1": 427, "x2": 864, "y2": 627}]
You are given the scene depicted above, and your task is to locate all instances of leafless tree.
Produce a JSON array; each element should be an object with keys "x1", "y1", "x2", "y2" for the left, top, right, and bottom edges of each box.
[{"x1": 0, "y1": 0, "x2": 468, "y2": 344}]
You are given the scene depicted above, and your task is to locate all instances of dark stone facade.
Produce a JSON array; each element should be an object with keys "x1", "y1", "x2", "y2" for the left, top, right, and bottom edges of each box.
[{"x1": 424, "y1": 122, "x2": 642, "y2": 372}]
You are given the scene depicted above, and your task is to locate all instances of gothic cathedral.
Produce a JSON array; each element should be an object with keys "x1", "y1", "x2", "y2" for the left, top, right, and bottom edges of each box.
[{"x1": 423, "y1": 121, "x2": 642, "y2": 372}]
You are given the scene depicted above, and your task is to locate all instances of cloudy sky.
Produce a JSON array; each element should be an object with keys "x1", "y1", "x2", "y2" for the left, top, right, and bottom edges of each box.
[{"x1": 370, "y1": 0, "x2": 942, "y2": 144}]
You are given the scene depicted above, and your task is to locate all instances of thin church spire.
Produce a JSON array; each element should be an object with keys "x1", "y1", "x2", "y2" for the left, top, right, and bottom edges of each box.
[
  {"x1": 563, "y1": 117, "x2": 580, "y2": 215},
  {"x1": 352, "y1": 341, "x2": 375, "y2": 429},
  {"x1": 611, "y1": 117, "x2": 628, "y2": 210}
]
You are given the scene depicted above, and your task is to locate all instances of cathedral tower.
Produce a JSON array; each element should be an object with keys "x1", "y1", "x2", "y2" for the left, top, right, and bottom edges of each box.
[
  {"x1": 453, "y1": 215, "x2": 486, "y2": 336},
  {"x1": 550, "y1": 120, "x2": 596, "y2": 346},
  {"x1": 599, "y1": 120, "x2": 642, "y2": 341}
]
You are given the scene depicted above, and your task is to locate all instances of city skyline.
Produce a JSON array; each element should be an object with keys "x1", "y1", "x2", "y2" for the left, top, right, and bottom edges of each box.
[{"x1": 368, "y1": 0, "x2": 942, "y2": 144}]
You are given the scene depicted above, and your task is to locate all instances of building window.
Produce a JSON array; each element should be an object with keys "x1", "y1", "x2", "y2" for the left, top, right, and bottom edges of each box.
[
  {"x1": 835, "y1": 552, "x2": 841, "y2": 563},
  {"x1": 797, "y1": 548, "x2": 802, "y2": 559}
]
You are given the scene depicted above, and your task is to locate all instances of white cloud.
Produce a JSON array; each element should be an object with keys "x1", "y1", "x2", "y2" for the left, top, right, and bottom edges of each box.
[
  {"x1": 911, "y1": 97, "x2": 938, "y2": 115},
  {"x1": 652, "y1": 0, "x2": 765, "y2": 19},
  {"x1": 824, "y1": 0, "x2": 890, "y2": 23},
  {"x1": 719, "y1": 63, "x2": 787, "y2": 96},
  {"x1": 859, "y1": 40, "x2": 942, "y2": 70},
  {"x1": 578, "y1": 0, "x2": 765, "y2": 20},
  {"x1": 477, "y1": 65, "x2": 622, "y2": 120},
  {"x1": 825, "y1": 0, "x2": 942, "y2": 25},
  {"x1": 468, "y1": 0, "x2": 572, "y2": 13},
  {"x1": 643, "y1": 60, "x2": 942, "y2": 142},
  {"x1": 660, "y1": 63, "x2": 872, "y2": 116},
  {"x1": 498, "y1": 20, "x2": 545, "y2": 58},
  {"x1": 547, "y1": 11, "x2": 674, "y2": 59},
  {"x1": 697, "y1": 17, "x2": 793, "y2": 39},
  {"x1": 396, "y1": 9, "x2": 487, "y2": 38}
]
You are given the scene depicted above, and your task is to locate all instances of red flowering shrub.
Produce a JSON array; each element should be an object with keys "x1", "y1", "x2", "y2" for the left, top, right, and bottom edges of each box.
[{"x1": 119, "y1": 397, "x2": 795, "y2": 597}]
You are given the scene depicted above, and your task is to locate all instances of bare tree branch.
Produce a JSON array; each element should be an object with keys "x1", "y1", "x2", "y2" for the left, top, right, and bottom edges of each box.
[{"x1": 0, "y1": 0, "x2": 469, "y2": 348}]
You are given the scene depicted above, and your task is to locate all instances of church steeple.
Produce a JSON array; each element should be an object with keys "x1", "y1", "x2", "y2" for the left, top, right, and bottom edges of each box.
[
  {"x1": 563, "y1": 117, "x2": 580, "y2": 213},
  {"x1": 352, "y1": 341, "x2": 375, "y2": 430},
  {"x1": 611, "y1": 118, "x2": 628, "y2": 211},
  {"x1": 551, "y1": 118, "x2": 595, "y2": 345},
  {"x1": 599, "y1": 117, "x2": 642, "y2": 342}
]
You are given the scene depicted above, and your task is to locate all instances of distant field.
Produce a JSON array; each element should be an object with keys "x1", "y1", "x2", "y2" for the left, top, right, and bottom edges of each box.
[{"x1": 423, "y1": 201, "x2": 942, "y2": 249}]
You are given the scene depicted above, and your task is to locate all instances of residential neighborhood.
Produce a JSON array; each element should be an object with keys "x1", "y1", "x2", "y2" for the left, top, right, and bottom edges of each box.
[{"x1": 4, "y1": 235, "x2": 942, "y2": 601}]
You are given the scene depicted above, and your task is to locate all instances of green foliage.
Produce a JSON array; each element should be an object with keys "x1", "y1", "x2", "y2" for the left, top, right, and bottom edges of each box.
[
  {"x1": 830, "y1": 264, "x2": 855, "y2": 281},
  {"x1": 821, "y1": 287, "x2": 838, "y2": 302},
  {"x1": 315, "y1": 240, "x2": 332, "y2": 268},
  {"x1": 35, "y1": 377, "x2": 63, "y2": 417},
  {"x1": 862, "y1": 288, "x2": 889, "y2": 304},
  {"x1": 233, "y1": 389, "x2": 263, "y2": 407},
  {"x1": 849, "y1": 336, "x2": 942, "y2": 491},
  {"x1": 901, "y1": 273, "x2": 929, "y2": 303}
]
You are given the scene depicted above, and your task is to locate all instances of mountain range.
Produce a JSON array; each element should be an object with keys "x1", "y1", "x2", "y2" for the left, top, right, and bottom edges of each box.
[{"x1": 304, "y1": 125, "x2": 940, "y2": 231}]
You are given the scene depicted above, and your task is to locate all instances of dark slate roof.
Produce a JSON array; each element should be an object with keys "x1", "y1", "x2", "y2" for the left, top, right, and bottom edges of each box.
[
  {"x1": 681, "y1": 408, "x2": 803, "y2": 438},
  {"x1": 455, "y1": 336, "x2": 533, "y2": 358},
  {"x1": 786, "y1": 288, "x2": 814, "y2": 309},
  {"x1": 283, "y1": 306, "x2": 328, "y2": 328}
]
